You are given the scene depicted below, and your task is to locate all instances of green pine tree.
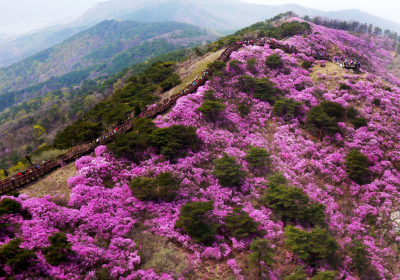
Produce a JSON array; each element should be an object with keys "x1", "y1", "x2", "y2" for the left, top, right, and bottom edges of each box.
[
  {"x1": 0, "y1": 238, "x2": 37, "y2": 275},
  {"x1": 42, "y1": 233, "x2": 74, "y2": 266},
  {"x1": 175, "y1": 201, "x2": 220, "y2": 243},
  {"x1": 248, "y1": 238, "x2": 275, "y2": 276},
  {"x1": 224, "y1": 207, "x2": 260, "y2": 237},
  {"x1": 345, "y1": 150, "x2": 371, "y2": 184},
  {"x1": 212, "y1": 153, "x2": 244, "y2": 187}
]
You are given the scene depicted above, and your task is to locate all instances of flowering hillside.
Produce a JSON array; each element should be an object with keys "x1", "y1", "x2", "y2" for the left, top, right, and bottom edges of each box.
[{"x1": 2, "y1": 18, "x2": 400, "y2": 279}]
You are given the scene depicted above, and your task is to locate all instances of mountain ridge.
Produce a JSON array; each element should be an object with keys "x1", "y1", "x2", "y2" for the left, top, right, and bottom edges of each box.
[{"x1": 1, "y1": 0, "x2": 400, "y2": 68}]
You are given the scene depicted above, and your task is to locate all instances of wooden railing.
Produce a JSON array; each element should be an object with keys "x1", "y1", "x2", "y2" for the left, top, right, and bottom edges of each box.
[{"x1": 0, "y1": 32, "x2": 362, "y2": 193}]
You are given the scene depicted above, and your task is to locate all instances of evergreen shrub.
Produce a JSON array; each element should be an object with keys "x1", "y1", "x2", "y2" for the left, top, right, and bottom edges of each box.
[
  {"x1": 284, "y1": 226, "x2": 338, "y2": 266},
  {"x1": 273, "y1": 98, "x2": 304, "y2": 120},
  {"x1": 248, "y1": 238, "x2": 275, "y2": 276},
  {"x1": 42, "y1": 232, "x2": 73, "y2": 265},
  {"x1": 373, "y1": 98, "x2": 381, "y2": 106},
  {"x1": 224, "y1": 207, "x2": 260, "y2": 237},
  {"x1": 351, "y1": 117, "x2": 368, "y2": 129},
  {"x1": 345, "y1": 150, "x2": 371, "y2": 184},
  {"x1": 245, "y1": 146, "x2": 270, "y2": 174},
  {"x1": 306, "y1": 101, "x2": 344, "y2": 138},
  {"x1": 212, "y1": 153, "x2": 244, "y2": 187},
  {"x1": 175, "y1": 201, "x2": 220, "y2": 243},
  {"x1": 265, "y1": 53, "x2": 284, "y2": 69},
  {"x1": 262, "y1": 174, "x2": 326, "y2": 227},
  {"x1": 0, "y1": 238, "x2": 37, "y2": 274},
  {"x1": 301, "y1": 61, "x2": 312, "y2": 69}
]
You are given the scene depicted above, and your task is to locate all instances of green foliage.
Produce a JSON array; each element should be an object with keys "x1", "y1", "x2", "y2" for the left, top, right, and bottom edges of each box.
[
  {"x1": 54, "y1": 120, "x2": 104, "y2": 149},
  {"x1": 150, "y1": 125, "x2": 200, "y2": 161},
  {"x1": 301, "y1": 61, "x2": 312, "y2": 69},
  {"x1": 245, "y1": 146, "x2": 270, "y2": 173},
  {"x1": 107, "y1": 131, "x2": 148, "y2": 161},
  {"x1": 262, "y1": 174, "x2": 326, "y2": 227},
  {"x1": 96, "y1": 267, "x2": 111, "y2": 280},
  {"x1": 212, "y1": 153, "x2": 244, "y2": 187},
  {"x1": 345, "y1": 150, "x2": 371, "y2": 184},
  {"x1": 319, "y1": 101, "x2": 345, "y2": 119},
  {"x1": 42, "y1": 232, "x2": 73, "y2": 265},
  {"x1": 54, "y1": 62, "x2": 180, "y2": 148},
  {"x1": 306, "y1": 101, "x2": 344, "y2": 138},
  {"x1": 346, "y1": 106, "x2": 358, "y2": 119},
  {"x1": 160, "y1": 74, "x2": 182, "y2": 91},
  {"x1": 273, "y1": 98, "x2": 304, "y2": 120},
  {"x1": 175, "y1": 201, "x2": 220, "y2": 243},
  {"x1": 237, "y1": 103, "x2": 250, "y2": 116},
  {"x1": 311, "y1": 271, "x2": 336, "y2": 280},
  {"x1": 134, "y1": 105, "x2": 141, "y2": 117},
  {"x1": 0, "y1": 238, "x2": 37, "y2": 274},
  {"x1": 351, "y1": 117, "x2": 368, "y2": 129},
  {"x1": 197, "y1": 100, "x2": 227, "y2": 122},
  {"x1": 207, "y1": 61, "x2": 226, "y2": 71},
  {"x1": 0, "y1": 198, "x2": 22, "y2": 215},
  {"x1": 373, "y1": 98, "x2": 381, "y2": 106},
  {"x1": 156, "y1": 172, "x2": 180, "y2": 201},
  {"x1": 129, "y1": 172, "x2": 180, "y2": 201},
  {"x1": 339, "y1": 84, "x2": 351, "y2": 90},
  {"x1": 248, "y1": 238, "x2": 275, "y2": 276},
  {"x1": 246, "y1": 58, "x2": 258, "y2": 74},
  {"x1": 109, "y1": 122, "x2": 199, "y2": 162},
  {"x1": 224, "y1": 207, "x2": 260, "y2": 237},
  {"x1": 203, "y1": 90, "x2": 218, "y2": 101},
  {"x1": 229, "y1": 60, "x2": 244, "y2": 75},
  {"x1": 133, "y1": 118, "x2": 156, "y2": 134},
  {"x1": 234, "y1": 20, "x2": 310, "y2": 40},
  {"x1": 8, "y1": 192, "x2": 20, "y2": 198},
  {"x1": 284, "y1": 226, "x2": 338, "y2": 266},
  {"x1": 265, "y1": 53, "x2": 284, "y2": 69},
  {"x1": 284, "y1": 267, "x2": 307, "y2": 280},
  {"x1": 129, "y1": 177, "x2": 158, "y2": 200},
  {"x1": 349, "y1": 239, "x2": 371, "y2": 276},
  {"x1": 238, "y1": 76, "x2": 279, "y2": 105}
]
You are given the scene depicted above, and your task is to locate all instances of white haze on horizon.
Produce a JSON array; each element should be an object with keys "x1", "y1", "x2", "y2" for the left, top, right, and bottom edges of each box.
[{"x1": 243, "y1": 0, "x2": 400, "y2": 25}]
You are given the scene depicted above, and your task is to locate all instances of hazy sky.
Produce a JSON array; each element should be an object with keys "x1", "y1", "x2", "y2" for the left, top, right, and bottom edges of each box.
[
  {"x1": 0, "y1": 0, "x2": 108, "y2": 34},
  {"x1": 242, "y1": 0, "x2": 400, "y2": 24}
]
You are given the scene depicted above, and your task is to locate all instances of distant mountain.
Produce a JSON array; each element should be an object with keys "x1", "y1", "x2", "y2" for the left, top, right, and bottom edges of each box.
[
  {"x1": 0, "y1": 20, "x2": 218, "y2": 95},
  {"x1": 2, "y1": 0, "x2": 400, "y2": 67},
  {"x1": 0, "y1": 25, "x2": 88, "y2": 67}
]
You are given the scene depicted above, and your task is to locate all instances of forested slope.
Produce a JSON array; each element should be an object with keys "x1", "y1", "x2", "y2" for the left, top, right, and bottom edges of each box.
[
  {"x1": 0, "y1": 48, "x2": 192, "y2": 171},
  {"x1": 0, "y1": 20, "x2": 218, "y2": 95}
]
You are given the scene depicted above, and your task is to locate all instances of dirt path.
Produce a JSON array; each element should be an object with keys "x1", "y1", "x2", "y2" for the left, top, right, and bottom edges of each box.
[
  {"x1": 19, "y1": 162, "x2": 76, "y2": 201},
  {"x1": 159, "y1": 49, "x2": 225, "y2": 102}
]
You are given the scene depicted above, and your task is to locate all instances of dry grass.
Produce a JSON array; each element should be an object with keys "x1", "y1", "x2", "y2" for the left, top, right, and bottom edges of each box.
[
  {"x1": 160, "y1": 50, "x2": 225, "y2": 102},
  {"x1": 19, "y1": 161, "x2": 76, "y2": 202},
  {"x1": 309, "y1": 60, "x2": 366, "y2": 91}
]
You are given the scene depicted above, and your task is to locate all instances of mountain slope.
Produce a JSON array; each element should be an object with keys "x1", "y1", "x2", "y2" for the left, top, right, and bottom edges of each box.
[
  {"x1": 0, "y1": 20, "x2": 218, "y2": 95},
  {"x1": 3, "y1": 16, "x2": 400, "y2": 279}
]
